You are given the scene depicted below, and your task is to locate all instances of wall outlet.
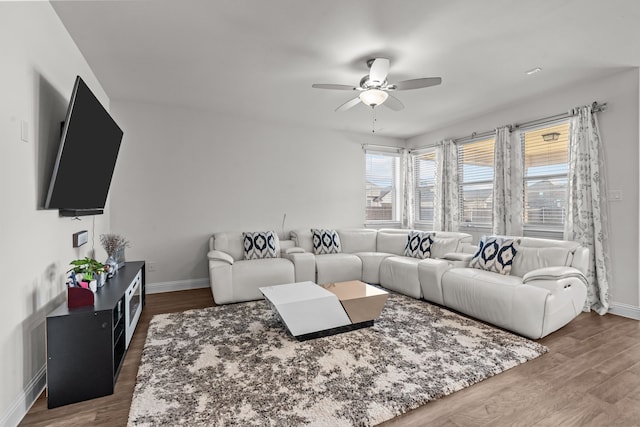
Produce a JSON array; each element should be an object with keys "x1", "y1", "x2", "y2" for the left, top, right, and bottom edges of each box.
[
  {"x1": 608, "y1": 190, "x2": 622, "y2": 202},
  {"x1": 147, "y1": 262, "x2": 157, "y2": 272}
]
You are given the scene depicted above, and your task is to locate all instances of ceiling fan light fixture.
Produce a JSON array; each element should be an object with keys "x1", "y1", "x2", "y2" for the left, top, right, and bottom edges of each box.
[{"x1": 359, "y1": 89, "x2": 388, "y2": 107}]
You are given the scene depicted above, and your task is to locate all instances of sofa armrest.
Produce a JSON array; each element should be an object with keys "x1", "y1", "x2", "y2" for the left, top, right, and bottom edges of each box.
[
  {"x1": 207, "y1": 250, "x2": 234, "y2": 265},
  {"x1": 522, "y1": 267, "x2": 588, "y2": 300},
  {"x1": 523, "y1": 266, "x2": 587, "y2": 285},
  {"x1": 283, "y1": 252, "x2": 315, "y2": 282},
  {"x1": 283, "y1": 247, "x2": 305, "y2": 255}
]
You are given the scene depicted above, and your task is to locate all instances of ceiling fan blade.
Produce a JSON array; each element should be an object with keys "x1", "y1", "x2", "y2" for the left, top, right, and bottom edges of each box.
[
  {"x1": 369, "y1": 58, "x2": 390, "y2": 84},
  {"x1": 383, "y1": 94, "x2": 404, "y2": 111},
  {"x1": 392, "y1": 77, "x2": 442, "y2": 90},
  {"x1": 335, "y1": 97, "x2": 361, "y2": 112},
  {"x1": 312, "y1": 84, "x2": 358, "y2": 90}
]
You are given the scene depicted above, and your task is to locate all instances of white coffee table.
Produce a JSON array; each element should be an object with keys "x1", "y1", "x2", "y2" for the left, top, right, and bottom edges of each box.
[{"x1": 259, "y1": 281, "x2": 388, "y2": 341}]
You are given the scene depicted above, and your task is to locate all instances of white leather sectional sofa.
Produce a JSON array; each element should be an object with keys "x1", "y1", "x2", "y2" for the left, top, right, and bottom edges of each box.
[{"x1": 207, "y1": 229, "x2": 588, "y2": 339}]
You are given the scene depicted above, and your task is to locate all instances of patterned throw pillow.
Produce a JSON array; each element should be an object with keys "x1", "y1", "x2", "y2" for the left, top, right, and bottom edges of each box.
[
  {"x1": 404, "y1": 231, "x2": 436, "y2": 259},
  {"x1": 243, "y1": 231, "x2": 278, "y2": 260},
  {"x1": 470, "y1": 236, "x2": 521, "y2": 275},
  {"x1": 311, "y1": 229, "x2": 342, "y2": 254}
]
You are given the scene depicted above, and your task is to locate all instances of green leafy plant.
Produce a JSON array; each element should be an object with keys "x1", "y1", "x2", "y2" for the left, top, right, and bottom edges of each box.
[{"x1": 68, "y1": 257, "x2": 105, "y2": 282}]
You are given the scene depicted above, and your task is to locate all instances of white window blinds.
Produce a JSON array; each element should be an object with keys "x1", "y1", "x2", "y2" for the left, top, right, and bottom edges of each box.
[
  {"x1": 413, "y1": 149, "x2": 437, "y2": 228},
  {"x1": 458, "y1": 138, "x2": 495, "y2": 227}
]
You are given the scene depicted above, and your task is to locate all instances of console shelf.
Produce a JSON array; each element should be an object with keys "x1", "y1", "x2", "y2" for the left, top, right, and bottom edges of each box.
[{"x1": 46, "y1": 261, "x2": 145, "y2": 408}]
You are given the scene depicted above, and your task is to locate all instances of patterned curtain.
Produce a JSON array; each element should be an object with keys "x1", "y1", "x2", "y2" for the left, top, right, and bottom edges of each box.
[
  {"x1": 492, "y1": 126, "x2": 523, "y2": 235},
  {"x1": 434, "y1": 139, "x2": 459, "y2": 231},
  {"x1": 565, "y1": 106, "x2": 611, "y2": 314},
  {"x1": 402, "y1": 149, "x2": 414, "y2": 229}
]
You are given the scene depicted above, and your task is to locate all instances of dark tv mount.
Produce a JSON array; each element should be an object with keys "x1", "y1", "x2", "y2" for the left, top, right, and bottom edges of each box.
[{"x1": 59, "y1": 209, "x2": 104, "y2": 217}]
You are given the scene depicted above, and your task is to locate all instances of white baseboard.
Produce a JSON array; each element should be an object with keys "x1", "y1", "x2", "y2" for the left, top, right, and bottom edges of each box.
[
  {"x1": 1, "y1": 365, "x2": 46, "y2": 427},
  {"x1": 146, "y1": 277, "x2": 209, "y2": 294},
  {"x1": 608, "y1": 302, "x2": 640, "y2": 320}
]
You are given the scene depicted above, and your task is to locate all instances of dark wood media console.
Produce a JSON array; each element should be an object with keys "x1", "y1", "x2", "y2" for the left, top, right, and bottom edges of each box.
[{"x1": 46, "y1": 261, "x2": 145, "y2": 408}]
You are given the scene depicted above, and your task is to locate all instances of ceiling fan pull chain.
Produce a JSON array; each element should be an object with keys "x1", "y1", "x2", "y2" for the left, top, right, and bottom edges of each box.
[{"x1": 372, "y1": 107, "x2": 376, "y2": 133}]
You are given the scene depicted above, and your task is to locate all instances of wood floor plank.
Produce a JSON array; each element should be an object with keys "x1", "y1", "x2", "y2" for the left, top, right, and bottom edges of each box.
[
  {"x1": 588, "y1": 370, "x2": 640, "y2": 404},
  {"x1": 531, "y1": 393, "x2": 616, "y2": 427},
  {"x1": 19, "y1": 290, "x2": 640, "y2": 427}
]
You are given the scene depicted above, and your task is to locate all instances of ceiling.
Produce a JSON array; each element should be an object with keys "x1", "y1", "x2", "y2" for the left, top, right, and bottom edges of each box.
[{"x1": 51, "y1": 0, "x2": 640, "y2": 139}]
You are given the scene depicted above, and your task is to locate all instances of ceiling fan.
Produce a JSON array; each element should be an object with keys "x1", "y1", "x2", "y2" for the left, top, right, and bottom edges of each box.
[{"x1": 312, "y1": 58, "x2": 442, "y2": 112}]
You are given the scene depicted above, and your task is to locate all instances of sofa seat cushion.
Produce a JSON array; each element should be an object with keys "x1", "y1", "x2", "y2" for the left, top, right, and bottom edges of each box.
[
  {"x1": 231, "y1": 258, "x2": 295, "y2": 302},
  {"x1": 379, "y1": 256, "x2": 422, "y2": 299},
  {"x1": 441, "y1": 268, "x2": 549, "y2": 338},
  {"x1": 315, "y1": 253, "x2": 362, "y2": 284},
  {"x1": 354, "y1": 252, "x2": 395, "y2": 285}
]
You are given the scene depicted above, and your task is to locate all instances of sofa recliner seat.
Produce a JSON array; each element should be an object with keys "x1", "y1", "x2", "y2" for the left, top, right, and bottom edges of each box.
[
  {"x1": 439, "y1": 236, "x2": 589, "y2": 339},
  {"x1": 208, "y1": 232, "x2": 295, "y2": 304}
]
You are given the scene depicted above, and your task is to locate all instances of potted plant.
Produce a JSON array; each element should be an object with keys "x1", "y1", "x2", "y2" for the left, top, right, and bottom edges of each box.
[
  {"x1": 100, "y1": 233, "x2": 130, "y2": 276},
  {"x1": 69, "y1": 257, "x2": 106, "y2": 291}
]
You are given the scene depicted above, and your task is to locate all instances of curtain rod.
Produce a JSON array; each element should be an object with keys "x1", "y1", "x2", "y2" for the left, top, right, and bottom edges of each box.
[
  {"x1": 452, "y1": 101, "x2": 608, "y2": 144},
  {"x1": 361, "y1": 144, "x2": 404, "y2": 152}
]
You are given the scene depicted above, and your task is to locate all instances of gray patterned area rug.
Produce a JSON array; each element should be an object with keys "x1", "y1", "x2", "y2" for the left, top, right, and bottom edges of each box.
[{"x1": 128, "y1": 292, "x2": 547, "y2": 426}]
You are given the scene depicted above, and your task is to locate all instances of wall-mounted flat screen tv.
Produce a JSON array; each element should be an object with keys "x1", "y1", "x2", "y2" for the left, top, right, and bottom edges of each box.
[{"x1": 44, "y1": 76, "x2": 123, "y2": 216}]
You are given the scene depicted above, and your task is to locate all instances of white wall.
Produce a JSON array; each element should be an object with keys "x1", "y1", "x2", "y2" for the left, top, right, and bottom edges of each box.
[
  {"x1": 0, "y1": 3, "x2": 111, "y2": 426},
  {"x1": 408, "y1": 69, "x2": 640, "y2": 309},
  {"x1": 108, "y1": 102, "x2": 405, "y2": 285}
]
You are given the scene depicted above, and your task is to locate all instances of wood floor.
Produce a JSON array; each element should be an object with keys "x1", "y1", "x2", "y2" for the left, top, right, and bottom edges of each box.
[{"x1": 20, "y1": 289, "x2": 640, "y2": 427}]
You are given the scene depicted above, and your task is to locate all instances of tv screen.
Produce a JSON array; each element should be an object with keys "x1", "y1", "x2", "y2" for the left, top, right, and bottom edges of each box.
[{"x1": 45, "y1": 76, "x2": 123, "y2": 215}]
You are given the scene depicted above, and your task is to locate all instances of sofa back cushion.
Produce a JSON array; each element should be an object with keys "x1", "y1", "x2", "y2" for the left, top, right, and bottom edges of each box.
[
  {"x1": 337, "y1": 229, "x2": 377, "y2": 253},
  {"x1": 290, "y1": 229, "x2": 314, "y2": 253},
  {"x1": 212, "y1": 232, "x2": 247, "y2": 261},
  {"x1": 431, "y1": 236, "x2": 463, "y2": 258},
  {"x1": 463, "y1": 235, "x2": 585, "y2": 276},
  {"x1": 376, "y1": 229, "x2": 411, "y2": 256},
  {"x1": 510, "y1": 246, "x2": 573, "y2": 277}
]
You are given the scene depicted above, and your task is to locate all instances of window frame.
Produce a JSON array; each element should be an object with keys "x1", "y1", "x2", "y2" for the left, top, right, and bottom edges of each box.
[{"x1": 364, "y1": 149, "x2": 402, "y2": 227}]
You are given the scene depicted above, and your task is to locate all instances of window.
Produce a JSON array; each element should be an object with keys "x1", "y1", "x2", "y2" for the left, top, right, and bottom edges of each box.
[
  {"x1": 413, "y1": 149, "x2": 437, "y2": 229},
  {"x1": 521, "y1": 122, "x2": 569, "y2": 235},
  {"x1": 365, "y1": 150, "x2": 400, "y2": 223},
  {"x1": 458, "y1": 138, "x2": 495, "y2": 228}
]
